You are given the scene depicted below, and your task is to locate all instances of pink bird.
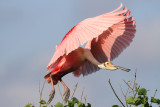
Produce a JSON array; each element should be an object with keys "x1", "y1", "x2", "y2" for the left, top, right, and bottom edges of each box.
[{"x1": 44, "y1": 3, "x2": 136, "y2": 103}]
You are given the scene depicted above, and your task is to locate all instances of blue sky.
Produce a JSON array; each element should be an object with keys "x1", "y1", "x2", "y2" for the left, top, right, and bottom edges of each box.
[{"x1": 1, "y1": 0, "x2": 160, "y2": 107}]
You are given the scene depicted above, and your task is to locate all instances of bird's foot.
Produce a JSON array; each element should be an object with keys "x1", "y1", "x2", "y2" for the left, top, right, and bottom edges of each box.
[
  {"x1": 63, "y1": 88, "x2": 70, "y2": 103},
  {"x1": 47, "y1": 90, "x2": 55, "y2": 104}
]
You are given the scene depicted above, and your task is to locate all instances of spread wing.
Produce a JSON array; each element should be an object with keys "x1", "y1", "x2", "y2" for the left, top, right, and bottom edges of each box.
[
  {"x1": 47, "y1": 3, "x2": 128, "y2": 71},
  {"x1": 73, "y1": 9, "x2": 136, "y2": 77}
]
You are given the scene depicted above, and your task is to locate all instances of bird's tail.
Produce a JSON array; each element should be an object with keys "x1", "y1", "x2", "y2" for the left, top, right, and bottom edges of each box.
[
  {"x1": 44, "y1": 72, "x2": 51, "y2": 83},
  {"x1": 44, "y1": 66, "x2": 62, "y2": 83}
]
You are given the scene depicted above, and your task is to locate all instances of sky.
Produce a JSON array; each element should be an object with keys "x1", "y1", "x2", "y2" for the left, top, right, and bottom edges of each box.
[{"x1": 1, "y1": 0, "x2": 160, "y2": 107}]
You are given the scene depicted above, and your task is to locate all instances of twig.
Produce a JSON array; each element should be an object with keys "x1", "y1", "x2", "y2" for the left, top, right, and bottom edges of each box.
[
  {"x1": 108, "y1": 79, "x2": 125, "y2": 107},
  {"x1": 123, "y1": 80, "x2": 133, "y2": 90},
  {"x1": 119, "y1": 83, "x2": 128, "y2": 107},
  {"x1": 132, "y1": 70, "x2": 137, "y2": 98},
  {"x1": 71, "y1": 83, "x2": 78, "y2": 100},
  {"x1": 40, "y1": 81, "x2": 46, "y2": 98},
  {"x1": 125, "y1": 80, "x2": 133, "y2": 97},
  {"x1": 80, "y1": 88, "x2": 85, "y2": 102},
  {"x1": 129, "y1": 70, "x2": 138, "y2": 107},
  {"x1": 151, "y1": 89, "x2": 158, "y2": 105},
  {"x1": 39, "y1": 81, "x2": 41, "y2": 107},
  {"x1": 58, "y1": 81, "x2": 63, "y2": 102},
  {"x1": 120, "y1": 85, "x2": 128, "y2": 107},
  {"x1": 133, "y1": 85, "x2": 140, "y2": 98},
  {"x1": 84, "y1": 95, "x2": 87, "y2": 105},
  {"x1": 39, "y1": 81, "x2": 46, "y2": 107},
  {"x1": 153, "y1": 89, "x2": 157, "y2": 97},
  {"x1": 39, "y1": 80, "x2": 40, "y2": 93},
  {"x1": 124, "y1": 79, "x2": 134, "y2": 98},
  {"x1": 119, "y1": 83, "x2": 125, "y2": 98},
  {"x1": 132, "y1": 69, "x2": 137, "y2": 91},
  {"x1": 123, "y1": 80, "x2": 135, "y2": 96},
  {"x1": 124, "y1": 80, "x2": 133, "y2": 107}
]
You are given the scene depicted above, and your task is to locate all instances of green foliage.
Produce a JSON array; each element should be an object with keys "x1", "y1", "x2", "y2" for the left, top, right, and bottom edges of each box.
[
  {"x1": 25, "y1": 97, "x2": 91, "y2": 107},
  {"x1": 151, "y1": 97, "x2": 160, "y2": 106},
  {"x1": 126, "y1": 96, "x2": 135, "y2": 104},
  {"x1": 53, "y1": 97, "x2": 91, "y2": 107},
  {"x1": 66, "y1": 97, "x2": 91, "y2": 107},
  {"x1": 55, "y1": 102, "x2": 64, "y2": 107},
  {"x1": 134, "y1": 96, "x2": 142, "y2": 105},
  {"x1": 112, "y1": 85, "x2": 159, "y2": 107},
  {"x1": 138, "y1": 88, "x2": 147, "y2": 96},
  {"x1": 77, "y1": 102, "x2": 85, "y2": 107},
  {"x1": 111, "y1": 71, "x2": 160, "y2": 107},
  {"x1": 135, "y1": 85, "x2": 139, "y2": 92},
  {"x1": 72, "y1": 97, "x2": 79, "y2": 104},
  {"x1": 112, "y1": 105, "x2": 122, "y2": 107},
  {"x1": 24, "y1": 104, "x2": 35, "y2": 107},
  {"x1": 40, "y1": 100, "x2": 47, "y2": 104},
  {"x1": 25, "y1": 82, "x2": 89, "y2": 107}
]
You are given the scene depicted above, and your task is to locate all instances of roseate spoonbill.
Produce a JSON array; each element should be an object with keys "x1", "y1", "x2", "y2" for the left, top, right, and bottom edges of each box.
[{"x1": 44, "y1": 3, "x2": 136, "y2": 103}]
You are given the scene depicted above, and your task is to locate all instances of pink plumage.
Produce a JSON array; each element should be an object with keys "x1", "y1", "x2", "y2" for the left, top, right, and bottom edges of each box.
[
  {"x1": 47, "y1": 3, "x2": 135, "y2": 73},
  {"x1": 45, "y1": 3, "x2": 136, "y2": 103}
]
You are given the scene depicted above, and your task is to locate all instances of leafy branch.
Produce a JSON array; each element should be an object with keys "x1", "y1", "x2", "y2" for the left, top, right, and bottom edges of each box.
[
  {"x1": 109, "y1": 70, "x2": 160, "y2": 107},
  {"x1": 24, "y1": 82, "x2": 90, "y2": 107}
]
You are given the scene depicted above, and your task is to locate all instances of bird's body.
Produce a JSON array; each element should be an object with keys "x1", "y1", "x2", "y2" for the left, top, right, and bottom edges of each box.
[
  {"x1": 44, "y1": 3, "x2": 136, "y2": 103},
  {"x1": 45, "y1": 47, "x2": 86, "y2": 84}
]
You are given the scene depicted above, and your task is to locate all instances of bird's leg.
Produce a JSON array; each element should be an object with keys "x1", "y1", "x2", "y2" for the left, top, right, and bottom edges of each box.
[
  {"x1": 47, "y1": 74, "x2": 55, "y2": 104},
  {"x1": 60, "y1": 78, "x2": 70, "y2": 103}
]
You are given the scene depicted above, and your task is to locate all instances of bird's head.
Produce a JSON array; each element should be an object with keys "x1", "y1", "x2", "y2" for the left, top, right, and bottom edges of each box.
[
  {"x1": 104, "y1": 62, "x2": 118, "y2": 70},
  {"x1": 98, "y1": 62, "x2": 117, "y2": 70},
  {"x1": 98, "y1": 62, "x2": 130, "y2": 72}
]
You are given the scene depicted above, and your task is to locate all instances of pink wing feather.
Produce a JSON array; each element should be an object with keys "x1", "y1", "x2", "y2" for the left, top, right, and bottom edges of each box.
[
  {"x1": 74, "y1": 7, "x2": 136, "y2": 77},
  {"x1": 47, "y1": 3, "x2": 132, "y2": 71}
]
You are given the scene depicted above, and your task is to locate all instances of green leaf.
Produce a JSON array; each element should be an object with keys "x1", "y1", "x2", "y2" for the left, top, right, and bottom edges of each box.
[
  {"x1": 42, "y1": 106, "x2": 47, "y2": 107},
  {"x1": 151, "y1": 97, "x2": 157, "y2": 103},
  {"x1": 68, "y1": 100, "x2": 74, "y2": 107},
  {"x1": 141, "y1": 101, "x2": 149, "y2": 107},
  {"x1": 51, "y1": 105, "x2": 53, "y2": 107},
  {"x1": 77, "y1": 102, "x2": 85, "y2": 107},
  {"x1": 126, "y1": 96, "x2": 135, "y2": 105},
  {"x1": 40, "y1": 100, "x2": 46, "y2": 104},
  {"x1": 112, "y1": 105, "x2": 120, "y2": 107},
  {"x1": 142, "y1": 96, "x2": 148, "y2": 104},
  {"x1": 24, "y1": 104, "x2": 30, "y2": 107},
  {"x1": 55, "y1": 102, "x2": 64, "y2": 107},
  {"x1": 141, "y1": 103, "x2": 149, "y2": 107},
  {"x1": 134, "y1": 97, "x2": 142, "y2": 106},
  {"x1": 141, "y1": 104, "x2": 145, "y2": 107},
  {"x1": 86, "y1": 103, "x2": 91, "y2": 107},
  {"x1": 135, "y1": 85, "x2": 138, "y2": 92},
  {"x1": 144, "y1": 102, "x2": 149, "y2": 107},
  {"x1": 151, "y1": 97, "x2": 160, "y2": 104},
  {"x1": 138, "y1": 88, "x2": 147, "y2": 95},
  {"x1": 72, "y1": 97, "x2": 79, "y2": 104}
]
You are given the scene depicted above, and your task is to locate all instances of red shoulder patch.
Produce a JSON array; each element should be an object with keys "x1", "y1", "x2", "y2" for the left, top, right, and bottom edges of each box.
[{"x1": 61, "y1": 25, "x2": 77, "y2": 43}]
